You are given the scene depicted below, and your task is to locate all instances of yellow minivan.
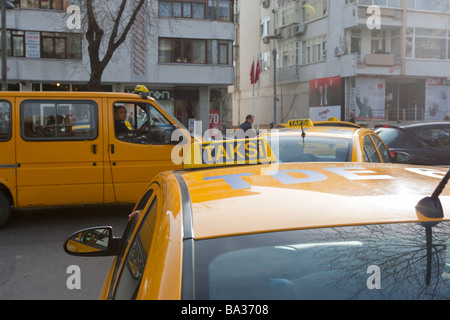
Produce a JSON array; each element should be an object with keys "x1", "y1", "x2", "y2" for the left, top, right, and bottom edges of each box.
[{"x1": 0, "y1": 86, "x2": 191, "y2": 228}]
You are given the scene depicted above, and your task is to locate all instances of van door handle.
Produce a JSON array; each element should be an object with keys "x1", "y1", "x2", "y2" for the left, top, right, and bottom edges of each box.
[
  {"x1": 110, "y1": 144, "x2": 115, "y2": 154},
  {"x1": 92, "y1": 144, "x2": 97, "y2": 154}
]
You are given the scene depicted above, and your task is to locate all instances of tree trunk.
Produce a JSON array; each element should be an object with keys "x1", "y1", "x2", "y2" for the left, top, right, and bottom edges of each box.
[
  {"x1": 87, "y1": 69, "x2": 104, "y2": 91},
  {"x1": 84, "y1": 0, "x2": 146, "y2": 92}
]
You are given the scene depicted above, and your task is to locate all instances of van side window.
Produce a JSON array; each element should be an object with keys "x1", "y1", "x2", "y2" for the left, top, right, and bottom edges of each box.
[
  {"x1": 0, "y1": 101, "x2": 11, "y2": 142},
  {"x1": 114, "y1": 102, "x2": 173, "y2": 145},
  {"x1": 21, "y1": 101, "x2": 98, "y2": 140}
]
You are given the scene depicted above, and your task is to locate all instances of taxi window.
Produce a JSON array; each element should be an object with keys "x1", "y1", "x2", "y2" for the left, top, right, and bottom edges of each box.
[
  {"x1": 114, "y1": 196, "x2": 158, "y2": 300},
  {"x1": 21, "y1": 100, "x2": 98, "y2": 140},
  {"x1": 113, "y1": 102, "x2": 173, "y2": 145},
  {"x1": 268, "y1": 136, "x2": 351, "y2": 162},
  {"x1": 0, "y1": 101, "x2": 11, "y2": 141},
  {"x1": 193, "y1": 222, "x2": 450, "y2": 300},
  {"x1": 363, "y1": 135, "x2": 381, "y2": 162},
  {"x1": 370, "y1": 134, "x2": 391, "y2": 163}
]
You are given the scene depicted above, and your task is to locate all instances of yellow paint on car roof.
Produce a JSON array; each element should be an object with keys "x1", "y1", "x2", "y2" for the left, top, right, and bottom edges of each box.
[{"x1": 180, "y1": 162, "x2": 450, "y2": 239}]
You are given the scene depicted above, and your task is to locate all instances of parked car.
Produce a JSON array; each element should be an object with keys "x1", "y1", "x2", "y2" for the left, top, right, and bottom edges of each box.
[{"x1": 375, "y1": 122, "x2": 450, "y2": 166}]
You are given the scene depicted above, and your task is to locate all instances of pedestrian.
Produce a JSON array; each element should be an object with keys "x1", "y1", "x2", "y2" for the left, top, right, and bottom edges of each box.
[
  {"x1": 348, "y1": 109, "x2": 355, "y2": 123},
  {"x1": 239, "y1": 114, "x2": 254, "y2": 132}
]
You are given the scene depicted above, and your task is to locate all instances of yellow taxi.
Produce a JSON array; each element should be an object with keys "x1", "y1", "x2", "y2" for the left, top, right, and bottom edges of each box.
[
  {"x1": 64, "y1": 138, "x2": 450, "y2": 300},
  {"x1": 260, "y1": 118, "x2": 392, "y2": 163}
]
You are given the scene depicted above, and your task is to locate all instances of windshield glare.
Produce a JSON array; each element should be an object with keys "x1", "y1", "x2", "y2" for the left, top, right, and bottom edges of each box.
[
  {"x1": 193, "y1": 222, "x2": 450, "y2": 300},
  {"x1": 267, "y1": 135, "x2": 351, "y2": 162}
]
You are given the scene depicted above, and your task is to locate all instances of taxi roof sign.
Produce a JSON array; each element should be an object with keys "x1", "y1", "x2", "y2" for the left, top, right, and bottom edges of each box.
[
  {"x1": 134, "y1": 85, "x2": 149, "y2": 93},
  {"x1": 134, "y1": 85, "x2": 149, "y2": 99},
  {"x1": 287, "y1": 119, "x2": 314, "y2": 128},
  {"x1": 183, "y1": 137, "x2": 276, "y2": 169}
]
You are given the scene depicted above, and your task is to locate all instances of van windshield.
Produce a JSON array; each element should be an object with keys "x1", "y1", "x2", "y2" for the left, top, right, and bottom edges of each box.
[{"x1": 192, "y1": 222, "x2": 450, "y2": 300}]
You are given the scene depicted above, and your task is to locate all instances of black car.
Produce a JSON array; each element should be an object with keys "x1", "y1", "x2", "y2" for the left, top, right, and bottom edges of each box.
[{"x1": 375, "y1": 122, "x2": 450, "y2": 166}]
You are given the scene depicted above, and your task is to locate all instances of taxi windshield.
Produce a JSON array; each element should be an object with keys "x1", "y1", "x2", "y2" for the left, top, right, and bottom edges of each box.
[
  {"x1": 192, "y1": 222, "x2": 450, "y2": 300},
  {"x1": 266, "y1": 135, "x2": 352, "y2": 162}
]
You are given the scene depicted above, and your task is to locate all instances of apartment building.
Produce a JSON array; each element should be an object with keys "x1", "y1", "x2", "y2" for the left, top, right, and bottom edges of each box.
[
  {"x1": 1, "y1": 0, "x2": 235, "y2": 130},
  {"x1": 232, "y1": 0, "x2": 450, "y2": 128}
]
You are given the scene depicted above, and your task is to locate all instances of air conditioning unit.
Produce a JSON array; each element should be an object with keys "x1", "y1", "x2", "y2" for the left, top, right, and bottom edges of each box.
[
  {"x1": 262, "y1": 0, "x2": 270, "y2": 8},
  {"x1": 335, "y1": 45, "x2": 345, "y2": 56},
  {"x1": 295, "y1": 24, "x2": 306, "y2": 35},
  {"x1": 263, "y1": 36, "x2": 270, "y2": 44}
]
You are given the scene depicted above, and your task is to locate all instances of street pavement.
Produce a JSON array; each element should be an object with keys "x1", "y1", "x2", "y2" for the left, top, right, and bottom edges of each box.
[{"x1": 0, "y1": 204, "x2": 132, "y2": 300}]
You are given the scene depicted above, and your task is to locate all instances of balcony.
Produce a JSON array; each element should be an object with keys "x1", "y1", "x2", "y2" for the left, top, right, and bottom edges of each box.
[
  {"x1": 365, "y1": 53, "x2": 395, "y2": 67},
  {"x1": 342, "y1": 2, "x2": 403, "y2": 29},
  {"x1": 340, "y1": 53, "x2": 402, "y2": 76}
]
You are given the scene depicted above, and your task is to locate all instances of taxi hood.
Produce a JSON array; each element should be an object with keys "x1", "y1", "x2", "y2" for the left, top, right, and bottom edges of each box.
[{"x1": 180, "y1": 163, "x2": 450, "y2": 239}]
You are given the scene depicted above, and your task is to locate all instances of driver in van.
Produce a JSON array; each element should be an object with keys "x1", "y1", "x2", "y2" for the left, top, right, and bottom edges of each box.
[{"x1": 114, "y1": 105, "x2": 132, "y2": 134}]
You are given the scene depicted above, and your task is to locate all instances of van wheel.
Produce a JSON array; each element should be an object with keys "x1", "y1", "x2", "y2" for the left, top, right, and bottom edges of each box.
[{"x1": 0, "y1": 192, "x2": 11, "y2": 229}]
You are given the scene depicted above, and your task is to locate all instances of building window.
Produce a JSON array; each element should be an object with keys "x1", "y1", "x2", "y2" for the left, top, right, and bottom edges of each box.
[
  {"x1": 1, "y1": 30, "x2": 81, "y2": 60},
  {"x1": 41, "y1": 32, "x2": 82, "y2": 60},
  {"x1": 371, "y1": 30, "x2": 387, "y2": 54},
  {"x1": 301, "y1": 0, "x2": 328, "y2": 23},
  {"x1": 278, "y1": 1, "x2": 298, "y2": 28},
  {"x1": 193, "y1": 2, "x2": 206, "y2": 18},
  {"x1": 406, "y1": 28, "x2": 449, "y2": 60},
  {"x1": 159, "y1": 37, "x2": 232, "y2": 65},
  {"x1": 17, "y1": 0, "x2": 70, "y2": 10},
  {"x1": 159, "y1": 1, "x2": 172, "y2": 17},
  {"x1": 159, "y1": 0, "x2": 232, "y2": 21},
  {"x1": 407, "y1": 0, "x2": 449, "y2": 12},
  {"x1": 260, "y1": 51, "x2": 271, "y2": 71},
  {"x1": 302, "y1": 35, "x2": 327, "y2": 65},
  {"x1": 359, "y1": 0, "x2": 401, "y2": 8}
]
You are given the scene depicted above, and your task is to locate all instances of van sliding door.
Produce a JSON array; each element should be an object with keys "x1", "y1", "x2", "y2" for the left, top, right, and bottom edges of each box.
[{"x1": 15, "y1": 99, "x2": 104, "y2": 207}]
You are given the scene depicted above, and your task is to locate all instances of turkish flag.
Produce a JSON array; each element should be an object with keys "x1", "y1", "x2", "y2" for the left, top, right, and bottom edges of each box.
[{"x1": 255, "y1": 60, "x2": 261, "y2": 83}]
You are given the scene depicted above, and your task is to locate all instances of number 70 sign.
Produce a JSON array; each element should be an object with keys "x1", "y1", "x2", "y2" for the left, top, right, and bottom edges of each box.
[{"x1": 209, "y1": 111, "x2": 220, "y2": 129}]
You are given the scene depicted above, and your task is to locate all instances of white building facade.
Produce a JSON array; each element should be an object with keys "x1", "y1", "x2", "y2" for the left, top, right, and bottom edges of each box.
[
  {"x1": 1, "y1": 0, "x2": 235, "y2": 131},
  {"x1": 232, "y1": 0, "x2": 450, "y2": 128}
]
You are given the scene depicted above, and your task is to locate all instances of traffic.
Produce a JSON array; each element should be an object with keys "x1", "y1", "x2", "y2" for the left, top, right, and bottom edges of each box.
[{"x1": 63, "y1": 124, "x2": 450, "y2": 300}]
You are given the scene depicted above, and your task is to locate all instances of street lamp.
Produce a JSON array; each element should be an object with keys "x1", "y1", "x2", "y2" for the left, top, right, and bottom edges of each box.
[{"x1": 1, "y1": 0, "x2": 15, "y2": 91}]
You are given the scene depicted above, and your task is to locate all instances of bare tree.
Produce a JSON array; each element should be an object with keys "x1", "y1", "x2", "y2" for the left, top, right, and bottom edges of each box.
[{"x1": 84, "y1": 0, "x2": 146, "y2": 91}]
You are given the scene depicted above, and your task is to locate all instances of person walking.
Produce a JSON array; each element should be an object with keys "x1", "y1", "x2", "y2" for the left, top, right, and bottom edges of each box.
[{"x1": 239, "y1": 114, "x2": 254, "y2": 132}]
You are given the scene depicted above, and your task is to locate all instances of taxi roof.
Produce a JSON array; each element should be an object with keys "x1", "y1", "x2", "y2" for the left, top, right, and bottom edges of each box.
[
  {"x1": 178, "y1": 162, "x2": 450, "y2": 239},
  {"x1": 260, "y1": 124, "x2": 365, "y2": 139}
]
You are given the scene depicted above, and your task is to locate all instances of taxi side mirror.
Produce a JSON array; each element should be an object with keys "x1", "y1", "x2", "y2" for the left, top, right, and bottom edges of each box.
[
  {"x1": 393, "y1": 151, "x2": 412, "y2": 164},
  {"x1": 64, "y1": 227, "x2": 121, "y2": 257}
]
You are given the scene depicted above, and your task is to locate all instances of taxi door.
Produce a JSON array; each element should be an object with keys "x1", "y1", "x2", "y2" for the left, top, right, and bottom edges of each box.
[
  {"x1": 15, "y1": 98, "x2": 104, "y2": 207},
  {"x1": 106, "y1": 98, "x2": 182, "y2": 203},
  {"x1": 0, "y1": 99, "x2": 16, "y2": 201}
]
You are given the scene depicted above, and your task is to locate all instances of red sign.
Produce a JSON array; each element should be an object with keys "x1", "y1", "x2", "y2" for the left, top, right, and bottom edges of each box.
[{"x1": 209, "y1": 111, "x2": 220, "y2": 129}]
